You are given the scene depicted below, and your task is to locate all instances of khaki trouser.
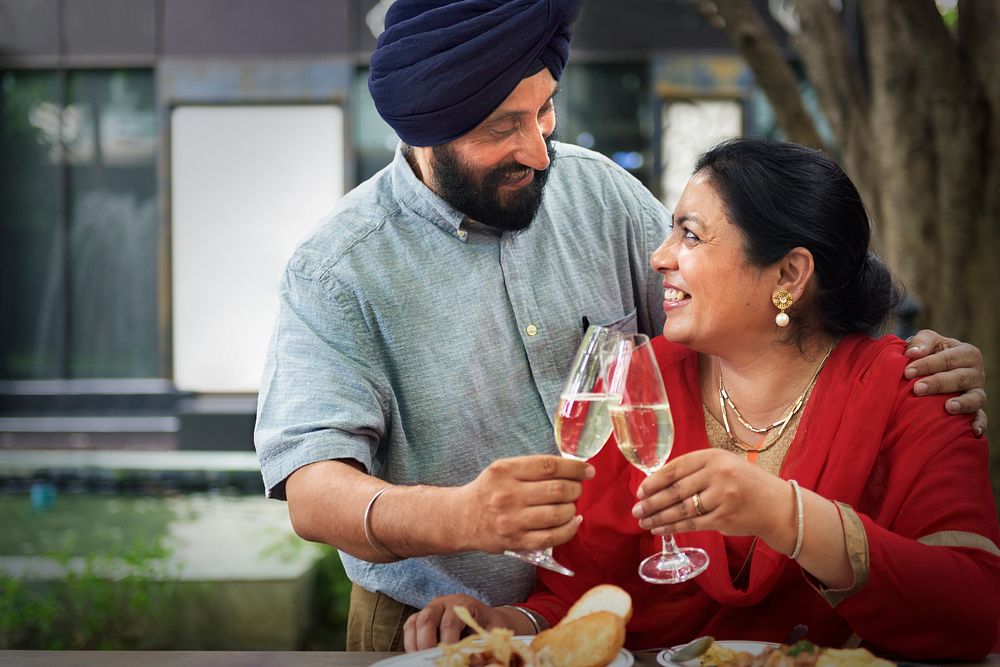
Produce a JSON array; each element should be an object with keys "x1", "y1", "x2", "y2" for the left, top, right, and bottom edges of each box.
[{"x1": 346, "y1": 583, "x2": 419, "y2": 652}]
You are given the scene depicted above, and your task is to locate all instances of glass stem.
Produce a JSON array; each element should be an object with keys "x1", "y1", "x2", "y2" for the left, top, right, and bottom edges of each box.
[{"x1": 661, "y1": 534, "x2": 681, "y2": 557}]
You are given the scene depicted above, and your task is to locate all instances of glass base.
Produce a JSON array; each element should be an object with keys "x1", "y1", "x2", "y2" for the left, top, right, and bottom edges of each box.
[
  {"x1": 638, "y1": 546, "x2": 709, "y2": 584},
  {"x1": 504, "y1": 548, "x2": 575, "y2": 576}
]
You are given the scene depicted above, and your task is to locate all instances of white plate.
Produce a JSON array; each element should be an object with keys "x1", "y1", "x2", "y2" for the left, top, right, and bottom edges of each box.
[
  {"x1": 372, "y1": 635, "x2": 634, "y2": 666},
  {"x1": 657, "y1": 640, "x2": 779, "y2": 666}
]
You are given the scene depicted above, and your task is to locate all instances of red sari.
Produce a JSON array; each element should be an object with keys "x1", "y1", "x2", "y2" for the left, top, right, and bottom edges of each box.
[{"x1": 523, "y1": 335, "x2": 1000, "y2": 660}]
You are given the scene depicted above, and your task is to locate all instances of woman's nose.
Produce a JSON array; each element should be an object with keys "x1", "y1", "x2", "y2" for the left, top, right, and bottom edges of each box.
[{"x1": 649, "y1": 237, "x2": 677, "y2": 272}]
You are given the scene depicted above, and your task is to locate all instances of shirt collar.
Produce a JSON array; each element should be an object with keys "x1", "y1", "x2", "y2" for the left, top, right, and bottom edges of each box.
[{"x1": 389, "y1": 143, "x2": 468, "y2": 238}]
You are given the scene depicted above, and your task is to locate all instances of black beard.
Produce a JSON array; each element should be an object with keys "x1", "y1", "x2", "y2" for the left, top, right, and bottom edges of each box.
[{"x1": 430, "y1": 137, "x2": 556, "y2": 232}]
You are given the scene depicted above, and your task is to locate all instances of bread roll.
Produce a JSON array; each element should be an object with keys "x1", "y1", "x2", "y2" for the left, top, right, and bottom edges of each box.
[
  {"x1": 559, "y1": 584, "x2": 633, "y2": 626},
  {"x1": 531, "y1": 611, "x2": 625, "y2": 667}
]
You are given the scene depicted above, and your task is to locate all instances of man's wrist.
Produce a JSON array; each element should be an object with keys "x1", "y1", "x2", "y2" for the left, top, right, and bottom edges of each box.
[
  {"x1": 440, "y1": 484, "x2": 476, "y2": 552},
  {"x1": 498, "y1": 605, "x2": 549, "y2": 635}
]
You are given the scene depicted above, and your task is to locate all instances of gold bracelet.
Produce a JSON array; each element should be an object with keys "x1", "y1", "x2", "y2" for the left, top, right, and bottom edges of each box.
[
  {"x1": 363, "y1": 487, "x2": 400, "y2": 561},
  {"x1": 788, "y1": 479, "x2": 804, "y2": 560}
]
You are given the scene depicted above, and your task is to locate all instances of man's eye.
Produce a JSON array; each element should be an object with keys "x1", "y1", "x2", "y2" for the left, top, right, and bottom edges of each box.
[{"x1": 491, "y1": 126, "x2": 517, "y2": 138}]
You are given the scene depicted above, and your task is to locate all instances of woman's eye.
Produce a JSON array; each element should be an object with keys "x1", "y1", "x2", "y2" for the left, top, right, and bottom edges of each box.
[{"x1": 683, "y1": 227, "x2": 701, "y2": 242}]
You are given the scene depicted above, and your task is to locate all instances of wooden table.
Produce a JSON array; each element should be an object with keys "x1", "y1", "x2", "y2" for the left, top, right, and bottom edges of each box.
[
  {"x1": 2, "y1": 651, "x2": 996, "y2": 666},
  {"x1": 0, "y1": 652, "x2": 657, "y2": 666}
]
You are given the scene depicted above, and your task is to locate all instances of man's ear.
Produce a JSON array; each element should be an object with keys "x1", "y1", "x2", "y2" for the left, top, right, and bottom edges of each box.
[
  {"x1": 774, "y1": 247, "x2": 815, "y2": 302},
  {"x1": 408, "y1": 145, "x2": 432, "y2": 184}
]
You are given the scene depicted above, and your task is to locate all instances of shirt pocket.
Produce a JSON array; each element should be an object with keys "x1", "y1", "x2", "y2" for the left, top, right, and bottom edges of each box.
[{"x1": 586, "y1": 309, "x2": 638, "y2": 335}]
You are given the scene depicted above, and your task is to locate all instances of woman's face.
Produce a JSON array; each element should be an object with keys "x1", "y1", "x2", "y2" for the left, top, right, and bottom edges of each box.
[{"x1": 649, "y1": 172, "x2": 776, "y2": 354}]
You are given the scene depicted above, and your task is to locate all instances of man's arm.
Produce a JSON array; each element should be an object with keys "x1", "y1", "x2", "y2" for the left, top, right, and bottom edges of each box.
[
  {"x1": 903, "y1": 329, "x2": 987, "y2": 436},
  {"x1": 285, "y1": 456, "x2": 593, "y2": 562}
]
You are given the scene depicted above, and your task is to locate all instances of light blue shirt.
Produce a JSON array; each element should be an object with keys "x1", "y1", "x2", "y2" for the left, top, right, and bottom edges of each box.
[{"x1": 254, "y1": 142, "x2": 668, "y2": 608}]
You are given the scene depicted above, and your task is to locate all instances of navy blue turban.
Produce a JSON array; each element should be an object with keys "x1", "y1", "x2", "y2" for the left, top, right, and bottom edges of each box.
[{"x1": 369, "y1": 0, "x2": 582, "y2": 147}]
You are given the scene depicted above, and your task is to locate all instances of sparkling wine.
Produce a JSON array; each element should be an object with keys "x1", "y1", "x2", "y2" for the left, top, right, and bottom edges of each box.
[
  {"x1": 554, "y1": 393, "x2": 615, "y2": 460},
  {"x1": 609, "y1": 404, "x2": 674, "y2": 474}
]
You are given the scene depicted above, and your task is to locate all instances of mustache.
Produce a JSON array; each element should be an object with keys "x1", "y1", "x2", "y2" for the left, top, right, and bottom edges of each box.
[
  {"x1": 484, "y1": 164, "x2": 535, "y2": 188},
  {"x1": 482, "y1": 136, "x2": 557, "y2": 189}
]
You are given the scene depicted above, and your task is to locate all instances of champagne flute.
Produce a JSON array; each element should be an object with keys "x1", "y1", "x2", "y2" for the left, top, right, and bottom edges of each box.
[
  {"x1": 505, "y1": 325, "x2": 626, "y2": 576},
  {"x1": 607, "y1": 334, "x2": 709, "y2": 584}
]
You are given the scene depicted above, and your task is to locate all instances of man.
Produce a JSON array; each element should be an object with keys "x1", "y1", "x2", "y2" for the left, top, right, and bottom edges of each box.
[{"x1": 254, "y1": 0, "x2": 988, "y2": 652}]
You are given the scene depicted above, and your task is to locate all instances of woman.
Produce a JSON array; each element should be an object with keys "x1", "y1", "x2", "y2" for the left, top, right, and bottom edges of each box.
[{"x1": 405, "y1": 139, "x2": 1000, "y2": 659}]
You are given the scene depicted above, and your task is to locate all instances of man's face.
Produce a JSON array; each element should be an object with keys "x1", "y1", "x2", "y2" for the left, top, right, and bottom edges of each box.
[
  {"x1": 429, "y1": 135, "x2": 556, "y2": 231},
  {"x1": 419, "y1": 69, "x2": 559, "y2": 231}
]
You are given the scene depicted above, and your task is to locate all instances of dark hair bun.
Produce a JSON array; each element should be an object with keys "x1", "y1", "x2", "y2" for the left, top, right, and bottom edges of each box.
[{"x1": 818, "y1": 252, "x2": 904, "y2": 337}]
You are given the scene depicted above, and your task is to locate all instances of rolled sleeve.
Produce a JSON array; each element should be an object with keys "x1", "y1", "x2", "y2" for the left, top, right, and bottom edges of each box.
[{"x1": 254, "y1": 265, "x2": 390, "y2": 499}]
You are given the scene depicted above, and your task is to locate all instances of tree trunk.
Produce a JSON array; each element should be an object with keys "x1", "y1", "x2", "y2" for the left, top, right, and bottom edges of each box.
[{"x1": 708, "y1": 1, "x2": 999, "y2": 460}]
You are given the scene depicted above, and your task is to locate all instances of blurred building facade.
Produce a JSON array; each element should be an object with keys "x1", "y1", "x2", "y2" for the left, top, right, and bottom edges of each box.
[{"x1": 0, "y1": 0, "x2": 797, "y2": 452}]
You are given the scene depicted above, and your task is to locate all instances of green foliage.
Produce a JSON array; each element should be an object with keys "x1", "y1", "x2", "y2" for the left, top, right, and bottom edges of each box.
[
  {"x1": 300, "y1": 548, "x2": 353, "y2": 650},
  {"x1": 938, "y1": 4, "x2": 958, "y2": 30},
  {"x1": 0, "y1": 538, "x2": 176, "y2": 650},
  {"x1": 0, "y1": 495, "x2": 175, "y2": 557}
]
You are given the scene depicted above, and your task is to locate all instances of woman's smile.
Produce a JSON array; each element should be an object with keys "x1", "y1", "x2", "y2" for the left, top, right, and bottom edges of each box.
[{"x1": 662, "y1": 284, "x2": 690, "y2": 312}]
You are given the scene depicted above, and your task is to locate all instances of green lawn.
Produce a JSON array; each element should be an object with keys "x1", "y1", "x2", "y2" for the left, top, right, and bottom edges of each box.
[{"x1": 0, "y1": 494, "x2": 175, "y2": 557}]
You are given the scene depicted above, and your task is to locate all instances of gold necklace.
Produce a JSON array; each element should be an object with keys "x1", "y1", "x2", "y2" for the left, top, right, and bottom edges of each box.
[{"x1": 718, "y1": 344, "x2": 835, "y2": 452}]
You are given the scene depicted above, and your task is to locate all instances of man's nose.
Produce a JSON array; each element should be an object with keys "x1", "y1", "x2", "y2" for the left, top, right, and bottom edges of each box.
[{"x1": 515, "y1": 117, "x2": 553, "y2": 172}]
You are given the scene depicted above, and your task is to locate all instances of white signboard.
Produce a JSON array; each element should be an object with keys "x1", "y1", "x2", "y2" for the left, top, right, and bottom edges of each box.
[{"x1": 171, "y1": 105, "x2": 344, "y2": 392}]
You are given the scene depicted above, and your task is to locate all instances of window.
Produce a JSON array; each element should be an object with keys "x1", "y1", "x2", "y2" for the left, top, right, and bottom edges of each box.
[
  {"x1": 659, "y1": 97, "x2": 743, "y2": 210},
  {"x1": 0, "y1": 69, "x2": 158, "y2": 379},
  {"x1": 557, "y1": 63, "x2": 653, "y2": 188}
]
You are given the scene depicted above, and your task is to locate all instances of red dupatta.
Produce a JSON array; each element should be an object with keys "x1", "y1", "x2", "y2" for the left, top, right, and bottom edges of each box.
[
  {"x1": 535, "y1": 333, "x2": 999, "y2": 652},
  {"x1": 661, "y1": 334, "x2": 901, "y2": 607}
]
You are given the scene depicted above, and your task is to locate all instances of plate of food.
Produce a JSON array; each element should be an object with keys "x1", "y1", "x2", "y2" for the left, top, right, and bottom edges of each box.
[
  {"x1": 373, "y1": 584, "x2": 635, "y2": 667},
  {"x1": 657, "y1": 640, "x2": 778, "y2": 667},
  {"x1": 657, "y1": 639, "x2": 895, "y2": 667},
  {"x1": 370, "y1": 636, "x2": 633, "y2": 666}
]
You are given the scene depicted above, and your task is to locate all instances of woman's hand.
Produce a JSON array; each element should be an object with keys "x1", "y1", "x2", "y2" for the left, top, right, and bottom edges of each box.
[
  {"x1": 904, "y1": 330, "x2": 987, "y2": 437},
  {"x1": 633, "y1": 449, "x2": 855, "y2": 588},
  {"x1": 403, "y1": 594, "x2": 521, "y2": 652},
  {"x1": 632, "y1": 449, "x2": 794, "y2": 550}
]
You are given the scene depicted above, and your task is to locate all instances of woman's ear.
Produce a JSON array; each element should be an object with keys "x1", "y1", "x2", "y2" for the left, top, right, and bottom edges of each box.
[{"x1": 775, "y1": 247, "x2": 815, "y2": 301}]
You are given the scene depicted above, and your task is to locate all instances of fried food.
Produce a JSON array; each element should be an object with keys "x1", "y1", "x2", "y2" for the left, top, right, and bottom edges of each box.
[
  {"x1": 434, "y1": 585, "x2": 632, "y2": 667},
  {"x1": 435, "y1": 606, "x2": 533, "y2": 667},
  {"x1": 700, "y1": 641, "x2": 740, "y2": 667},
  {"x1": 698, "y1": 640, "x2": 894, "y2": 667}
]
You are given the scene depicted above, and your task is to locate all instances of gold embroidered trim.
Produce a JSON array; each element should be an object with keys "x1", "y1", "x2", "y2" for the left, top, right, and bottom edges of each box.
[
  {"x1": 918, "y1": 530, "x2": 1000, "y2": 557},
  {"x1": 814, "y1": 502, "x2": 869, "y2": 608}
]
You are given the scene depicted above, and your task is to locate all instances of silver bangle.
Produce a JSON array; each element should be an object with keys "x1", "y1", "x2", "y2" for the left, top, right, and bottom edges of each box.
[
  {"x1": 363, "y1": 487, "x2": 400, "y2": 561},
  {"x1": 501, "y1": 605, "x2": 548, "y2": 634},
  {"x1": 788, "y1": 479, "x2": 804, "y2": 560}
]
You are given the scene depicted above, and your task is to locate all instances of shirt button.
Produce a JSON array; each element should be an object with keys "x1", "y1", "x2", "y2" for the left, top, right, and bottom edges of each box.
[
  {"x1": 526, "y1": 324, "x2": 538, "y2": 336},
  {"x1": 457, "y1": 230, "x2": 468, "y2": 239}
]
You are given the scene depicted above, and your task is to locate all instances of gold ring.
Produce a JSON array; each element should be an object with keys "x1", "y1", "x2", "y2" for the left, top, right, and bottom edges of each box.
[{"x1": 692, "y1": 492, "x2": 706, "y2": 516}]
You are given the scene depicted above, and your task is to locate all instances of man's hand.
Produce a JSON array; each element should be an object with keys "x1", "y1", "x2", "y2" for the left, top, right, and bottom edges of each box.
[
  {"x1": 451, "y1": 455, "x2": 593, "y2": 553},
  {"x1": 904, "y1": 329, "x2": 987, "y2": 437},
  {"x1": 403, "y1": 594, "x2": 521, "y2": 652}
]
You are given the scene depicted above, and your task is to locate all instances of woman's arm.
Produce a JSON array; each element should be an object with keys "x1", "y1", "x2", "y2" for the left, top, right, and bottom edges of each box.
[{"x1": 830, "y1": 405, "x2": 1000, "y2": 660}]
